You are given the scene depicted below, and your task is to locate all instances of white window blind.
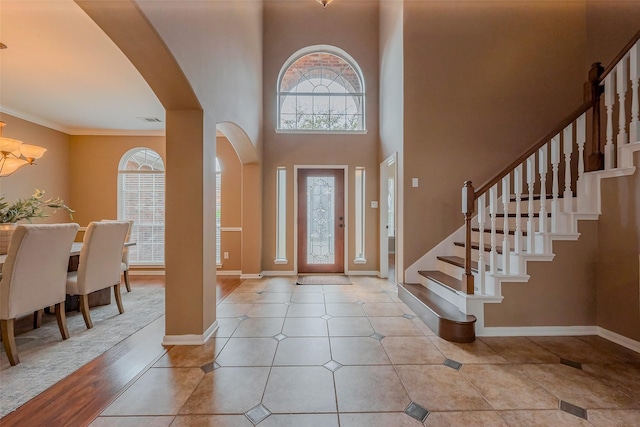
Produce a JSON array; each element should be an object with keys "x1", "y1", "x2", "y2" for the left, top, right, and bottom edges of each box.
[
  {"x1": 354, "y1": 167, "x2": 366, "y2": 263},
  {"x1": 275, "y1": 167, "x2": 287, "y2": 263}
]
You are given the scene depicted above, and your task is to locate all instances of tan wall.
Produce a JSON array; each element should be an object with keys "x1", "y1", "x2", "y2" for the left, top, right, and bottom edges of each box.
[
  {"x1": 485, "y1": 221, "x2": 598, "y2": 327},
  {"x1": 262, "y1": 0, "x2": 380, "y2": 273},
  {"x1": 68, "y1": 135, "x2": 165, "y2": 226},
  {"x1": 0, "y1": 114, "x2": 71, "y2": 224},
  {"x1": 402, "y1": 1, "x2": 588, "y2": 270},
  {"x1": 586, "y1": 2, "x2": 640, "y2": 69},
  {"x1": 596, "y1": 151, "x2": 640, "y2": 341},
  {"x1": 217, "y1": 136, "x2": 243, "y2": 272}
]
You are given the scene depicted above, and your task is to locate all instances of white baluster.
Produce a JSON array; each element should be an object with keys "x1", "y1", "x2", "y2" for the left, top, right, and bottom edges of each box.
[
  {"x1": 577, "y1": 113, "x2": 586, "y2": 185},
  {"x1": 489, "y1": 185, "x2": 498, "y2": 274},
  {"x1": 550, "y1": 135, "x2": 560, "y2": 233},
  {"x1": 563, "y1": 124, "x2": 573, "y2": 213},
  {"x1": 477, "y1": 194, "x2": 486, "y2": 294},
  {"x1": 538, "y1": 145, "x2": 548, "y2": 234},
  {"x1": 631, "y1": 42, "x2": 640, "y2": 143},
  {"x1": 501, "y1": 176, "x2": 511, "y2": 274},
  {"x1": 617, "y1": 58, "x2": 629, "y2": 147},
  {"x1": 513, "y1": 164, "x2": 523, "y2": 254},
  {"x1": 526, "y1": 154, "x2": 536, "y2": 253},
  {"x1": 604, "y1": 72, "x2": 616, "y2": 170}
]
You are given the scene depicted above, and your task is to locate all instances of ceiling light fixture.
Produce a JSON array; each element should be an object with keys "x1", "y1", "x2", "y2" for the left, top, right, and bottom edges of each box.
[
  {"x1": 0, "y1": 122, "x2": 47, "y2": 177},
  {"x1": 317, "y1": 0, "x2": 334, "y2": 8}
]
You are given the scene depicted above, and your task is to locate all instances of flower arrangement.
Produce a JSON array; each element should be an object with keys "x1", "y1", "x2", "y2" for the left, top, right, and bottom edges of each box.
[{"x1": 0, "y1": 189, "x2": 74, "y2": 223}]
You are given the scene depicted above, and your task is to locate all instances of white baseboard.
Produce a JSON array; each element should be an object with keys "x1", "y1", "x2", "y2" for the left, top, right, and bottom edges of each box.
[
  {"x1": 262, "y1": 270, "x2": 297, "y2": 276},
  {"x1": 129, "y1": 270, "x2": 165, "y2": 276},
  {"x1": 217, "y1": 270, "x2": 242, "y2": 276},
  {"x1": 480, "y1": 325, "x2": 598, "y2": 337},
  {"x1": 240, "y1": 273, "x2": 263, "y2": 279},
  {"x1": 162, "y1": 320, "x2": 218, "y2": 346},
  {"x1": 598, "y1": 327, "x2": 640, "y2": 353}
]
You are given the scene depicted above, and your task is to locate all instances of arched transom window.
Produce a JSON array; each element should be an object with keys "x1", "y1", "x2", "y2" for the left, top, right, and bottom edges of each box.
[
  {"x1": 118, "y1": 148, "x2": 165, "y2": 265},
  {"x1": 278, "y1": 46, "x2": 365, "y2": 132}
]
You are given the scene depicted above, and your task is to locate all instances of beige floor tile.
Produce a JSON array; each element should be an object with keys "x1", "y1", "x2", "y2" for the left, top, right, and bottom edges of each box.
[
  {"x1": 259, "y1": 414, "x2": 339, "y2": 427},
  {"x1": 528, "y1": 336, "x2": 628, "y2": 364},
  {"x1": 262, "y1": 367, "x2": 336, "y2": 413},
  {"x1": 396, "y1": 365, "x2": 491, "y2": 411},
  {"x1": 355, "y1": 292, "x2": 394, "y2": 303},
  {"x1": 397, "y1": 302, "x2": 417, "y2": 315},
  {"x1": 170, "y1": 415, "x2": 253, "y2": 426},
  {"x1": 381, "y1": 336, "x2": 445, "y2": 364},
  {"x1": 262, "y1": 283, "x2": 296, "y2": 293},
  {"x1": 215, "y1": 338, "x2": 277, "y2": 366},
  {"x1": 423, "y1": 411, "x2": 508, "y2": 427},
  {"x1": 325, "y1": 303, "x2": 366, "y2": 317},
  {"x1": 273, "y1": 337, "x2": 331, "y2": 366},
  {"x1": 102, "y1": 368, "x2": 205, "y2": 416},
  {"x1": 246, "y1": 303, "x2": 288, "y2": 318},
  {"x1": 290, "y1": 292, "x2": 325, "y2": 303},
  {"x1": 215, "y1": 304, "x2": 253, "y2": 318},
  {"x1": 499, "y1": 410, "x2": 592, "y2": 426},
  {"x1": 575, "y1": 336, "x2": 640, "y2": 363},
  {"x1": 330, "y1": 337, "x2": 391, "y2": 365},
  {"x1": 286, "y1": 303, "x2": 326, "y2": 317},
  {"x1": 231, "y1": 318, "x2": 284, "y2": 338},
  {"x1": 323, "y1": 292, "x2": 359, "y2": 303},
  {"x1": 369, "y1": 317, "x2": 424, "y2": 336},
  {"x1": 256, "y1": 292, "x2": 292, "y2": 303},
  {"x1": 520, "y1": 364, "x2": 640, "y2": 409},
  {"x1": 340, "y1": 413, "x2": 423, "y2": 427},
  {"x1": 180, "y1": 367, "x2": 270, "y2": 414},
  {"x1": 479, "y1": 337, "x2": 561, "y2": 364},
  {"x1": 219, "y1": 293, "x2": 259, "y2": 304},
  {"x1": 588, "y1": 409, "x2": 640, "y2": 426},
  {"x1": 361, "y1": 302, "x2": 405, "y2": 317},
  {"x1": 282, "y1": 317, "x2": 328, "y2": 337},
  {"x1": 89, "y1": 416, "x2": 175, "y2": 427},
  {"x1": 233, "y1": 283, "x2": 267, "y2": 293},
  {"x1": 323, "y1": 285, "x2": 356, "y2": 293},
  {"x1": 411, "y1": 317, "x2": 436, "y2": 336},
  {"x1": 428, "y1": 336, "x2": 508, "y2": 364},
  {"x1": 582, "y1": 363, "x2": 640, "y2": 402},
  {"x1": 327, "y1": 317, "x2": 374, "y2": 336},
  {"x1": 212, "y1": 318, "x2": 241, "y2": 338},
  {"x1": 154, "y1": 338, "x2": 227, "y2": 367},
  {"x1": 334, "y1": 366, "x2": 410, "y2": 412},
  {"x1": 460, "y1": 364, "x2": 558, "y2": 410},
  {"x1": 292, "y1": 284, "x2": 324, "y2": 292}
]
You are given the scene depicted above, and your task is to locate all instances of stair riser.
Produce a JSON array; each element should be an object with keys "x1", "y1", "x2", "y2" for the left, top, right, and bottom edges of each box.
[
  {"x1": 453, "y1": 246, "x2": 525, "y2": 275},
  {"x1": 437, "y1": 260, "x2": 465, "y2": 280},
  {"x1": 419, "y1": 276, "x2": 465, "y2": 309}
]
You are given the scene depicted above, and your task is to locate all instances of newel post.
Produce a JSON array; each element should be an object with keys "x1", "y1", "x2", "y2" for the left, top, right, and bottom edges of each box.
[
  {"x1": 462, "y1": 181, "x2": 475, "y2": 295},
  {"x1": 585, "y1": 62, "x2": 605, "y2": 171}
]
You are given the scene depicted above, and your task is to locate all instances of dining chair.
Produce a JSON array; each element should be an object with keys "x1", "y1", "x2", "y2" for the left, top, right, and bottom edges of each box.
[
  {"x1": 102, "y1": 219, "x2": 134, "y2": 292},
  {"x1": 66, "y1": 221, "x2": 129, "y2": 329},
  {"x1": 0, "y1": 223, "x2": 79, "y2": 366}
]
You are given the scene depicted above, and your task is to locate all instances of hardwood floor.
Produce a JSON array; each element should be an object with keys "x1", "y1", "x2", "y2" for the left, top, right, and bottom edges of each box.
[{"x1": 0, "y1": 274, "x2": 243, "y2": 427}]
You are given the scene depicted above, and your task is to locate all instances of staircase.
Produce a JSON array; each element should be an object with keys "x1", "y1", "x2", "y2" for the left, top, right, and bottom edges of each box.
[{"x1": 400, "y1": 32, "x2": 640, "y2": 343}]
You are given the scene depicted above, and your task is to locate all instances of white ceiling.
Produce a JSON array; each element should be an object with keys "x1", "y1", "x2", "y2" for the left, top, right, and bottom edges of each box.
[{"x1": 0, "y1": 0, "x2": 165, "y2": 135}]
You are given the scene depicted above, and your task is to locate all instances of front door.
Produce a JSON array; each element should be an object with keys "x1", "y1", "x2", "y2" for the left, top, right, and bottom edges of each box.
[{"x1": 297, "y1": 169, "x2": 345, "y2": 273}]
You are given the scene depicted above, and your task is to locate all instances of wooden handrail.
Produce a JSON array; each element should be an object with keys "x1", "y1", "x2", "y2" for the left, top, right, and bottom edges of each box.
[
  {"x1": 598, "y1": 30, "x2": 640, "y2": 83},
  {"x1": 473, "y1": 100, "x2": 593, "y2": 198}
]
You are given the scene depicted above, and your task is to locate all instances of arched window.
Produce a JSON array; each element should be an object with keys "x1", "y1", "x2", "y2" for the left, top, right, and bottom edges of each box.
[
  {"x1": 215, "y1": 157, "x2": 222, "y2": 265},
  {"x1": 277, "y1": 46, "x2": 365, "y2": 132},
  {"x1": 118, "y1": 148, "x2": 165, "y2": 265}
]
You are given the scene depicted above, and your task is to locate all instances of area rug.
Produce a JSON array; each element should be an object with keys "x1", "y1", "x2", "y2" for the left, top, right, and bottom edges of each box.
[
  {"x1": 296, "y1": 275, "x2": 352, "y2": 285},
  {"x1": 0, "y1": 287, "x2": 165, "y2": 418}
]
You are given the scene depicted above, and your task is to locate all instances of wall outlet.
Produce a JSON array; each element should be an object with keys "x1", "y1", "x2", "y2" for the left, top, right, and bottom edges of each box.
[
  {"x1": 223, "y1": 252, "x2": 229, "y2": 259},
  {"x1": 371, "y1": 201, "x2": 378, "y2": 208}
]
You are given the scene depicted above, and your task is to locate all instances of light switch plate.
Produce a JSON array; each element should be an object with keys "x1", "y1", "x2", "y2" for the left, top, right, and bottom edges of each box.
[
  {"x1": 412, "y1": 178, "x2": 419, "y2": 187},
  {"x1": 371, "y1": 201, "x2": 378, "y2": 208}
]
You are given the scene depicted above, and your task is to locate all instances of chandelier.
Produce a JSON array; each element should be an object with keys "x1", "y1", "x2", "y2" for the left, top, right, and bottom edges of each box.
[
  {"x1": 317, "y1": 0, "x2": 334, "y2": 8},
  {"x1": 0, "y1": 121, "x2": 47, "y2": 177}
]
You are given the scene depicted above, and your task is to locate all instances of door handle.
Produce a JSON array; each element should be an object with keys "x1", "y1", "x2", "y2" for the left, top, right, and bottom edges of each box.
[
  {"x1": 339, "y1": 224, "x2": 344, "y2": 228},
  {"x1": 339, "y1": 216, "x2": 344, "y2": 220}
]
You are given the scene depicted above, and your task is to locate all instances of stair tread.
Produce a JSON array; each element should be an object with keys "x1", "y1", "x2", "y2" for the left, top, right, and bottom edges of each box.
[
  {"x1": 437, "y1": 255, "x2": 485, "y2": 272},
  {"x1": 472, "y1": 227, "x2": 528, "y2": 236},
  {"x1": 418, "y1": 270, "x2": 464, "y2": 293},
  {"x1": 454, "y1": 241, "x2": 503, "y2": 254},
  {"x1": 401, "y1": 284, "x2": 476, "y2": 323}
]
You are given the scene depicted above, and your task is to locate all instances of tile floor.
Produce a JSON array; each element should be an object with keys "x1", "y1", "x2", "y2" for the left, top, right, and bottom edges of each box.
[{"x1": 90, "y1": 276, "x2": 640, "y2": 426}]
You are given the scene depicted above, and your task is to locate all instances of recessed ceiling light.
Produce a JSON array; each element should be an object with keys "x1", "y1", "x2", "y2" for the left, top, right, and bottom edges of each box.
[
  {"x1": 137, "y1": 117, "x2": 162, "y2": 123},
  {"x1": 0, "y1": 43, "x2": 7, "y2": 50}
]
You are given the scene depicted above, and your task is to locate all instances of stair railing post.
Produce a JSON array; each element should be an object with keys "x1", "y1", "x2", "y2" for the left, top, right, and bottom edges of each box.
[
  {"x1": 631, "y1": 42, "x2": 640, "y2": 143},
  {"x1": 585, "y1": 62, "x2": 604, "y2": 171},
  {"x1": 462, "y1": 181, "x2": 475, "y2": 295}
]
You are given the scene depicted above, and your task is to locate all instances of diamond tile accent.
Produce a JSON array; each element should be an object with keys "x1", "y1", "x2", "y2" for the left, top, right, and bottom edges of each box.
[
  {"x1": 273, "y1": 333, "x2": 288, "y2": 341},
  {"x1": 256, "y1": 291, "x2": 264, "y2": 295},
  {"x1": 200, "y1": 361, "x2": 221, "y2": 373},
  {"x1": 245, "y1": 403, "x2": 271, "y2": 425},
  {"x1": 402, "y1": 313, "x2": 416, "y2": 319},
  {"x1": 443, "y1": 358, "x2": 463, "y2": 370},
  {"x1": 321, "y1": 314, "x2": 332, "y2": 320},
  {"x1": 239, "y1": 315, "x2": 250, "y2": 321},
  {"x1": 323, "y1": 360, "x2": 343, "y2": 372},
  {"x1": 404, "y1": 401, "x2": 430, "y2": 423},
  {"x1": 560, "y1": 400, "x2": 588, "y2": 420},
  {"x1": 370, "y1": 332, "x2": 385, "y2": 341},
  {"x1": 560, "y1": 358, "x2": 583, "y2": 370}
]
